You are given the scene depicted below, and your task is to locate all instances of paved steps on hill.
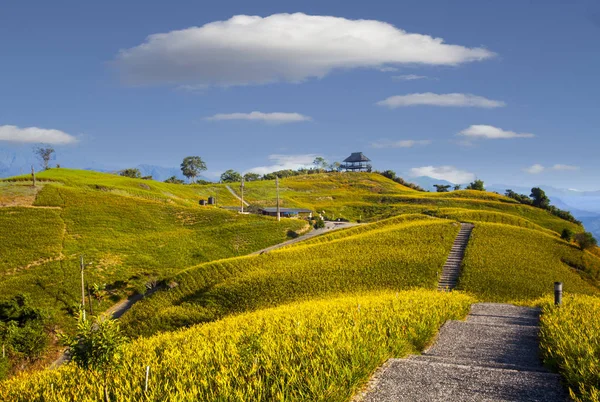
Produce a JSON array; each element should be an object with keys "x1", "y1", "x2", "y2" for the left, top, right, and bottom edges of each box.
[
  {"x1": 358, "y1": 303, "x2": 568, "y2": 402},
  {"x1": 438, "y1": 223, "x2": 474, "y2": 291}
]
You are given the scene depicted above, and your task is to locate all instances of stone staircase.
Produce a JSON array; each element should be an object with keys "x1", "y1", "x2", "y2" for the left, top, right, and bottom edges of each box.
[
  {"x1": 438, "y1": 223, "x2": 474, "y2": 291},
  {"x1": 359, "y1": 303, "x2": 568, "y2": 402}
]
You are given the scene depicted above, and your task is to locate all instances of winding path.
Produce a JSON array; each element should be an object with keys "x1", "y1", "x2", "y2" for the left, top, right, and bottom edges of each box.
[
  {"x1": 225, "y1": 184, "x2": 249, "y2": 207},
  {"x1": 359, "y1": 303, "x2": 568, "y2": 401}
]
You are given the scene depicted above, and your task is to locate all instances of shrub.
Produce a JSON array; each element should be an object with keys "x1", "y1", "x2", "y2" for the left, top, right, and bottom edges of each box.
[
  {"x1": 118, "y1": 168, "x2": 141, "y2": 179},
  {"x1": 314, "y1": 217, "x2": 326, "y2": 229},
  {"x1": 561, "y1": 228, "x2": 574, "y2": 241},
  {"x1": 574, "y1": 232, "x2": 598, "y2": 250},
  {"x1": 466, "y1": 179, "x2": 485, "y2": 191}
]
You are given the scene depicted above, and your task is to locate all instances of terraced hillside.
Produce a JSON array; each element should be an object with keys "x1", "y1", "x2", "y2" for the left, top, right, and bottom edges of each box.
[{"x1": 2, "y1": 169, "x2": 600, "y2": 400}]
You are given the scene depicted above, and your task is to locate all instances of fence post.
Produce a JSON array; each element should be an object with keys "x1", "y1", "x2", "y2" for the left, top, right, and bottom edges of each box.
[
  {"x1": 554, "y1": 282, "x2": 563, "y2": 306},
  {"x1": 144, "y1": 365, "x2": 150, "y2": 393}
]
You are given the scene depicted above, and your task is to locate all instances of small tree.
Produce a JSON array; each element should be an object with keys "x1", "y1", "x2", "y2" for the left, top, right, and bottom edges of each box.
[
  {"x1": 61, "y1": 313, "x2": 127, "y2": 402},
  {"x1": 530, "y1": 187, "x2": 550, "y2": 209},
  {"x1": 164, "y1": 176, "x2": 185, "y2": 184},
  {"x1": 434, "y1": 184, "x2": 451, "y2": 193},
  {"x1": 118, "y1": 168, "x2": 141, "y2": 179},
  {"x1": 34, "y1": 145, "x2": 55, "y2": 170},
  {"x1": 466, "y1": 179, "x2": 485, "y2": 191},
  {"x1": 329, "y1": 162, "x2": 342, "y2": 172},
  {"x1": 380, "y1": 170, "x2": 397, "y2": 180},
  {"x1": 181, "y1": 156, "x2": 207, "y2": 183},
  {"x1": 220, "y1": 169, "x2": 242, "y2": 183},
  {"x1": 453, "y1": 184, "x2": 462, "y2": 191},
  {"x1": 561, "y1": 228, "x2": 574, "y2": 241},
  {"x1": 243, "y1": 172, "x2": 261, "y2": 182},
  {"x1": 313, "y1": 157, "x2": 328, "y2": 171},
  {"x1": 574, "y1": 232, "x2": 598, "y2": 250}
]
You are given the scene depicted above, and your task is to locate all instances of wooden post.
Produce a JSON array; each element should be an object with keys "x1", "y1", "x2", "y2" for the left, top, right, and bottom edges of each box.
[
  {"x1": 144, "y1": 366, "x2": 150, "y2": 393},
  {"x1": 80, "y1": 256, "x2": 86, "y2": 320},
  {"x1": 31, "y1": 165, "x2": 36, "y2": 188},
  {"x1": 240, "y1": 177, "x2": 245, "y2": 214},
  {"x1": 276, "y1": 176, "x2": 280, "y2": 222},
  {"x1": 554, "y1": 282, "x2": 563, "y2": 306}
]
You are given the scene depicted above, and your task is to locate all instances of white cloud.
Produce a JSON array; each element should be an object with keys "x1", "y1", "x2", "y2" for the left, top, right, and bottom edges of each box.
[
  {"x1": 524, "y1": 164, "x2": 545, "y2": 174},
  {"x1": 371, "y1": 139, "x2": 431, "y2": 148},
  {"x1": 378, "y1": 67, "x2": 399, "y2": 72},
  {"x1": 552, "y1": 164, "x2": 579, "y2": 171},
  {"x1": 410, "y1": 165, "x2": 475, "y2": 184},
  {"x1": 0, "y1": 125, "x2": 78, "y2": 144},
  {"x1": 392, "y1": 74, "x2": 429, "y2": 81},
  {"x1": 205, "y1": 112, "x2": 312, "y2": 124},
  {"x1": 377, "y1": 93, "x2": 505, "y2": 108},
  {"x1": 524, "y1": 164, "x2": 579, "y2": 174},
  {"x1": 247, "y1": 154, "x2": 319, "y2": 175},
  {"x1": 459, "y1": 125, "x2": 535, "y2": 139},
  {"x1": 114, "y1": 13, "x2": 495, "y2": 87}
]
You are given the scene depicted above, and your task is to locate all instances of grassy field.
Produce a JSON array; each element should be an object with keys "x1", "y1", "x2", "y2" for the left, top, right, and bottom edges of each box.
[
  {"x1": 121, "y1": 215, "x2": 460, "y2": 337},
  {"x1": 540, "y1": 294, "x2": 600, "y2": 401},
  {"x1": 0, "y1": 290, "x2": 474, "y2": 402},
  {"x1": 458, "y1": 223, "x2": 600, "y2": 302},
  {"x1": 0, "y1": 170, "x2": 306, "y2": 331}
]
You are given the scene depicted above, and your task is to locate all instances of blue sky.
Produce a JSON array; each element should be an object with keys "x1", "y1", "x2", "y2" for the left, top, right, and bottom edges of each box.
[{"x1": 1, "y1": 0, "x2": 599, "y2": 189}]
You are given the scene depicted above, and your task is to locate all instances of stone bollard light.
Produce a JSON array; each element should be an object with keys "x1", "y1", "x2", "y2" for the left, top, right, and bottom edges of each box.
[{"x1": 554, "y1": 282, "x2": 563, "y2": 306}]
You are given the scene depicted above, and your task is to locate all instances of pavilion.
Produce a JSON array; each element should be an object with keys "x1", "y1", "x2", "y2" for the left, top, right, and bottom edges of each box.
[{"x1": 341, "y1": 152, "x2": 371, "y2": 172}]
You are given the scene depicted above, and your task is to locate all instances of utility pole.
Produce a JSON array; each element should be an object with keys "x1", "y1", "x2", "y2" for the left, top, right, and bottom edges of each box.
[
  {"x1": 276, "y1": 176, "x2": 281, "y2": 222},
  {"x1": 31, "y1": 165, "x2": 36, "y2": 188},
  {"x1": 80, "y1": 256, "x2": 86, "y2": 321},
  {"x1": 240, "y1": 177, "x2": 245, "y2": 213}
]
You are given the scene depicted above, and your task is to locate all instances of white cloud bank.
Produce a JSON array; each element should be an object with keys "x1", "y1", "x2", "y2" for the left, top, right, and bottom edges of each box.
[
  {"x1": 377, "y1": 93, "x2": 505, "y2": 108},
  {"x1": 459, "y1": 125, "x2": 534, "y2": 139},
  {"x1": 206, "y1": 112, "x2": 312, "y2": 124},
  {"x1": 247, "y1": 154, "x2": 319, "y2": 175},
  {"x1": 114, "y1": 13, "x2": 495, "y2": 87},
  {"x1": 392, "y1": 74, "x2": 429, "y2": 81},
  {"x1": 410, "y1": 165, "x2": 476, "y2": 184},
  {"x1": 0, "y1": 125, "x2": 78, "y2": 144},
  {"x1": 371, "y1": 139, "x2": 431, "y2": 149},
  {"x1": 524, "y1": 164, "x2": 579, "y2": 174}
]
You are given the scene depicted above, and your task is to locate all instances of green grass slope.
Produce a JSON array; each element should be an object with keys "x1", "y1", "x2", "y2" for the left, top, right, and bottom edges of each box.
[
  {"x1": 458, "y1": 223, "x2": 600, "y2": 302},
  {"x1": 121, "y1": 216, "x2": 460, "y2": 337}
]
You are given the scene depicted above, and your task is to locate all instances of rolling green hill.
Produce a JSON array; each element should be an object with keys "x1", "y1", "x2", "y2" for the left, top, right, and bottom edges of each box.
[{"x1": 1, "y1": 168, "x2": 599, "y2": 398}]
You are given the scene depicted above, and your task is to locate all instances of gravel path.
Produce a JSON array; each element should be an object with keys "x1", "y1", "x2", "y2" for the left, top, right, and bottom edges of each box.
[
  {"x1": 359, "y1": 303, "x2": 568, "y2": 402},
  {"x1": 224, "y1": 184, "x2": 249, "y2": 206}
]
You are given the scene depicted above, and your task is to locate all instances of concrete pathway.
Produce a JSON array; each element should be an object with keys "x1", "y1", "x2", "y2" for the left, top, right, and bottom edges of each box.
[
  {"x1": 225, "y1": 184, "x2": 249, "y2": 206},
  {"x1": 359, "y1": 303, "x2": 568, "y2": 402},
  {"x1": 251, "y1": 221, "x2": 358, "y2": 255},
  {"x1": 438, "y1": 223, "x2": 474, "y2": 291}
]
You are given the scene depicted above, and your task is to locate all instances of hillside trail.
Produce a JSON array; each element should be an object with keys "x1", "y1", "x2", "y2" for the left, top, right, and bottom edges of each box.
[
  {"x1": 358, "y1": 303, "x2": 568, "y2": 402},
  {"x1": 357, "y1": 224, "x2": 568, "y2": 401},
  {"x1": 50, "y1": 219, "x2": 357, "y2": 369},
  {"x1": 225, "y1": 184, "x2": 250, "y2": 206}
]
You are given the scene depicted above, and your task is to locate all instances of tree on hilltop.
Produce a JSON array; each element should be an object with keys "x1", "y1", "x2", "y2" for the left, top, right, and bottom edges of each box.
[
  {"x1": 313, "y1": 157, "x2": 328, "y2": 171},
  {"x1": 453, "y1": 184, "x2": 462, "y2": 191},
  {"x1": 180, "y1": 156, "x2": 207, "y2": 183},
  {"x1": 243, "y1": 172, "x2": 261, "y2": 182},
  {"x1": 118, "y1": 168, "x2": 141, "y2": 179},
  {"x1": 164, "y1": 176, "x2": 184, "y2": 184},
  {"x1": 329, "y1": 162, "x2": 342, "y2": 172},
  {"x1": 34, "y1": 145, "x2": 55, "y2": 170},
  {"x1": 220, "y1": 169, "x2": 242, "y2": 183},
  {"x1": 434, "y1": 184, "x2": 451, "y2": 193},
  {"x1": 530, "y1": 187, "x2": 550, "y2": 209},
  {"x1": 574, "y1": 232, "x2": 597, "y2": 250},
  {"x1": 466, "y1": 179, "x2": 485, "y2": 191}
]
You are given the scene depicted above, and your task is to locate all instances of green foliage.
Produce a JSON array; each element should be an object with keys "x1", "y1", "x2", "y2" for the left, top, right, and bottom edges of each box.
[
  {"x1": 540, "y1": 295, "x2": 600, "y2": 401},
  {"x1": 453, "y1": 185, "x2": 461, "y2": 191},
  {"x1": 61, "y1": 313, "x2": 126, "y2": 372},
  {"x1": 376, "y1": 170, "x2": 425, "y2": 191},
  {"x1": 505, "y1": 189, "x2": 533, "y2": 205},
  {"x1": 220, "y1": 169, "x2": 242, "y2": 183},
  {"x1": 118, "y1": 168, "x2": 141, "y2": 179},
  {"x1": 180, "y1": 156, "x2": 207, "y2": 183},
  {"x1": 0, "y1": 294, "x2": 49, "y2": 361},
  {"x1": 34, "y1": 145, "x2": 55, "y2": 170},
  {"x1": 313, "y1": 156, "x2": 328, "y2": 170},
  {"x1": 458, "y1": 223, "x2": 600, "y2": 302},
  {"x1": 313, "y1": 217, "x2": 325, "y2": 229},
  {"x1": 163, "y1": 176, "x2": 184, "y2": 184},
  {"x1": 434, "y1": 184, "x2": 451, "y2": 193},
  {"x1": 561, "y1": 228, "x2": 574, "y2": 241},
  {"x1": 574, "y1": 232, "x2": 598, "y2": 250},
  {"x1": 465, "y1": 179, "x2": 485, "y2": 191},
  {"x1": 243, "y1": 172, "x2": 260, "y2": 182},
  {"x1": 0, "y1": 290, "x2": 474, "y2": 401},
  {"x1": 121, "y1": 217, "x2": 459, "y2": 336},
  {"x1": 531, "y1": 187, "x2": 550, "y2": 209}
]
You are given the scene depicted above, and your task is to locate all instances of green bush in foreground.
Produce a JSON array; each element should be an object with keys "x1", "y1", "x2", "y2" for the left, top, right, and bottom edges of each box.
[
  {"x1": 0, "y1": 290, "x2": 474, "y2": 402},
  {"x1": 540, "y1": 294, "x2": 600, "y2": 401}
]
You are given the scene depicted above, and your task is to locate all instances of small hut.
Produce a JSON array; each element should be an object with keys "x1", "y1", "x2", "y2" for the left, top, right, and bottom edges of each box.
[{"x1": 341, "y1": 152, "x2": 371, "y2": 172}]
